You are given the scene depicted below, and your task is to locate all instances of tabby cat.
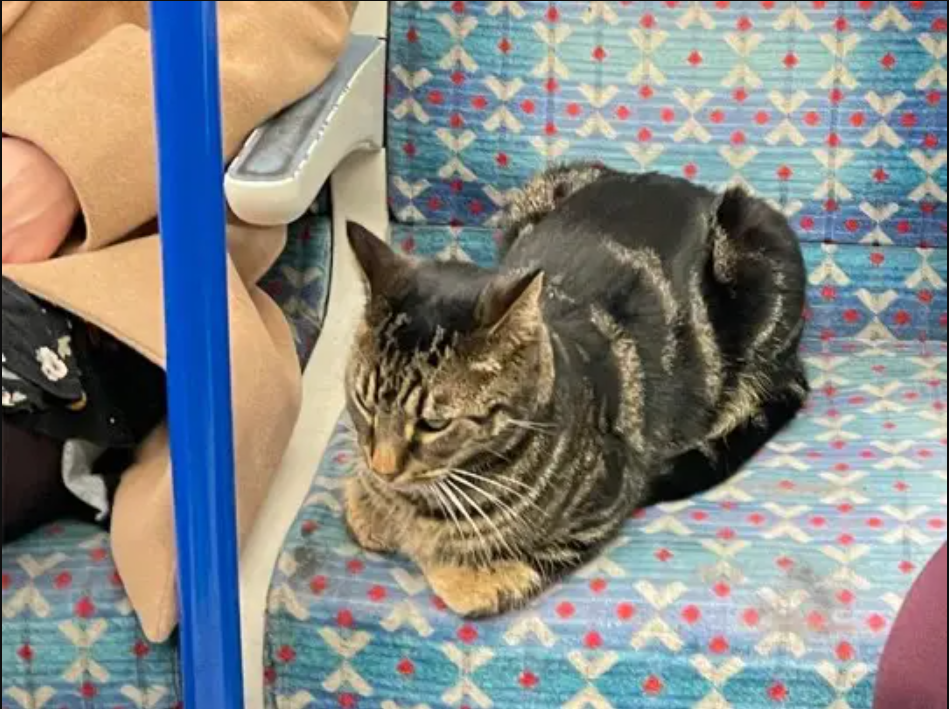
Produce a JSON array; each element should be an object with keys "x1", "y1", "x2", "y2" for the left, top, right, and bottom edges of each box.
[{"x1": 343, "y1": 164, "x2": 808, "y2": 618}]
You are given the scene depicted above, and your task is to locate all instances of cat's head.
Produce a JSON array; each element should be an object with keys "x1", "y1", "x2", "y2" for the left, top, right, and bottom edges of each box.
[{"x1": 344, "y1": 222, "x2": 554, "y2": 488}]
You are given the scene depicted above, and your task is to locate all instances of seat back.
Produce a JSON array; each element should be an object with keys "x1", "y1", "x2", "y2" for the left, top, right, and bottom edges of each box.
[{"x1": 386, "y1": 1, "x2": 946, "y2": 341}]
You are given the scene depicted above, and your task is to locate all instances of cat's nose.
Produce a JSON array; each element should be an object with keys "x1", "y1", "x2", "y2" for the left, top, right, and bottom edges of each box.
[{"x1": 370, "y1": 444, "x2": 403, "y2": 478}]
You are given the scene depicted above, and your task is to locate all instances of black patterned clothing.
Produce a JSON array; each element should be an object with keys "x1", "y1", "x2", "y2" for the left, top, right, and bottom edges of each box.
[{"x1": 2, "y1": 276, "x2": 166, "y2": 449}]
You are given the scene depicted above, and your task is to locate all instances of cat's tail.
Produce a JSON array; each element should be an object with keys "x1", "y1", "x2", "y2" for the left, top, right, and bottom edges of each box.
[{"x1": 500, "y1": 162, "x2": 612, "y2": 254}]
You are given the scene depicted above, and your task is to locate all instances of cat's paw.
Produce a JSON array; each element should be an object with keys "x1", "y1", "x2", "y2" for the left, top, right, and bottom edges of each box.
[
  {"x1": 344, "y1": 480, "x2": 396, "y2": 554},
  {"x1": 424, "y1": 562, "x2": 543, "y2": 618}
]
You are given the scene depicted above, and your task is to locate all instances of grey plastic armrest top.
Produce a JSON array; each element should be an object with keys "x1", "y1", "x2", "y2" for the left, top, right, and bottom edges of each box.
[
  {"x1": 225, "y1": 35, "x2": 385, "y2": 225},
  {"x1": 229, "y1": 36, "x2": 379, "y2": 182}
]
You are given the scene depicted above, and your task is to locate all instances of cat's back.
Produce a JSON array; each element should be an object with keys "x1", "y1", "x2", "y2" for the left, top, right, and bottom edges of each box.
[
  {"x1": 503, "y1": 172, "x2": 717, "y2": 304},
  {"x1": 560, "y1": 172, "x2": 715, "y2": 256}
]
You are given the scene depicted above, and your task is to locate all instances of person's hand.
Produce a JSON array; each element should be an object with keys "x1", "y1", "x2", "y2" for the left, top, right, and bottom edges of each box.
[{"x1": 2, "y1": 137, "x2": 79, "y2": 264}]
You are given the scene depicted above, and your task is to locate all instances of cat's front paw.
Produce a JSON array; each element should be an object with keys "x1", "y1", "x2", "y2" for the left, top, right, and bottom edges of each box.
[
  {"x1": 424, "y1": 562, "x2": 543, "y2": 618},
  {"x1": 344, "y1": 479, "x2": 397, "y2": 554}
]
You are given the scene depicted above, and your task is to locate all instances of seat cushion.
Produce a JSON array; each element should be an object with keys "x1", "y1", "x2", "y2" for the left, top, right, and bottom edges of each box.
[
  {"x1": 2, "y1": 522, "x2": 180, "y2": 708},
  {"x1": 387, "y1": 2, "x2": 947, "y2": 244},
  {"x1": 385, "y1": 1, "x2": 947, "y2": 343},
  {"x1": 264, "y1": 336, "x2": 946, "y2": 708},
  {"x1": 260, "y1": 211, "x2": 333, "y2": 365}
]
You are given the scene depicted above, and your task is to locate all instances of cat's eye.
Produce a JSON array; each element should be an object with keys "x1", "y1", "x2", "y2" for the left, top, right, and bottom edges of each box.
[{"x1": 417, "y1": 417, "x2": 452, "y2": 434}]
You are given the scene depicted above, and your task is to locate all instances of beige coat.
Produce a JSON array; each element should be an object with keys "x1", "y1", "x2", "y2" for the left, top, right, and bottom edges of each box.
[{"x1": 2, "y1": 0, "x2": 356, "y2": 642}]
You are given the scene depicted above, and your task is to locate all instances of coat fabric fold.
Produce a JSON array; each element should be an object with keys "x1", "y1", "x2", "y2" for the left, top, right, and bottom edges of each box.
[{"x1": 2, "y1": 0, "x2": 356, "y2": 641}]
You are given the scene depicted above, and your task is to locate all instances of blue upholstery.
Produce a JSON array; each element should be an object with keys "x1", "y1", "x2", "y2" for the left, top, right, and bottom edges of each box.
[
  {"x1": 261, "y1": 213, "x2": 334, "y2": 363},
  {"x1": 2, "y1": 523, "x2": 181, "y2": 708},
  {"x1": 266, "y1": 337, "x2": 945, "y2": 709},
  {"x1": 264, "y1": 3, "x2": 946, "y2": 708}
]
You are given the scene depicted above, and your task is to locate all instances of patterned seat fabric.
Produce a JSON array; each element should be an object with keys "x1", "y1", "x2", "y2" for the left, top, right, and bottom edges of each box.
[
  {"x1": 261, "y1": 212, "x2": 334, "y2": 364},
  {"x1": 264, "y1": 2, "x2": 946, "y2": 708},
  {"x1": 385, "y1": 0, "x2": 945, "y2": 340},
  {"x1": 2, "y1": 210, "x2": 332, "y2": 708},
  {"x1": 1, "y1": 523, "x2": 181, "y2": 708},
  {"x1": 268, "y1": 342, "x2": 946, "y2": 709}
]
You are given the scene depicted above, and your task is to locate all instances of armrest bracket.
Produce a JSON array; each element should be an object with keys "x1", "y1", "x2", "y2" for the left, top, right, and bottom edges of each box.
[{"x1": 225, "y1": 36, "x2": 385, "y2": 226}]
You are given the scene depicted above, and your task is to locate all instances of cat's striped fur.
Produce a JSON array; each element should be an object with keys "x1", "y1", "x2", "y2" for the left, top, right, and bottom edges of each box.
[{"x1": 344, "y1": 165, "x2": 808, "y2": 617}]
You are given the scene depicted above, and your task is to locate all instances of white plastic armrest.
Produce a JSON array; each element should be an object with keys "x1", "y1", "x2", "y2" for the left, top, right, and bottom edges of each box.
[{"x1": 225, "y1": 36, "x2": 385, "y2": 226}]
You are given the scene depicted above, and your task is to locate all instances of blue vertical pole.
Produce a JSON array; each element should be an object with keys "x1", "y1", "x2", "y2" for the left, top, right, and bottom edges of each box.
[{"x1": 148, "y1": 2, "x2": 244, "y2": 707}]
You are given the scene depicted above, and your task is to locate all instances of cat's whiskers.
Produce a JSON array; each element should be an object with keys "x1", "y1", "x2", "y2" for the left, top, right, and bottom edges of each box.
[
  {"x1": 483, "y1": 446, "x2": 513, "y2": 464},
  {"x1": 447, "y1": 475, "x2": 526, "y2": 559},
  {"x1": 463, "y1": 466, "x2": 534, "y2": 492},
  {"x1": 428, "y1": 483, "x2": 463, "y2": 544},
  {"x1": 518, "y1": 418, "x2": 558, "y2": 429},
  {"x1": 439, "y1": 479, "x2": 492, "y2": 567},
  {"x1": 443, "y1": 477, "x2": 516, "y2": 561},
  {"x1": 449, "y1": 468, "x2": 546, "y2": 516},
  {"x1": 431, "y1": 481, "x2": 466, "y2": 546},
  {"x1": 506, "y1": 419, "x2": 557, "y2": 436}
]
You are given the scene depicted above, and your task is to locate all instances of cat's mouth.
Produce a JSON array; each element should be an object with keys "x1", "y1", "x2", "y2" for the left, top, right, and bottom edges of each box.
[
  {"x1": 386, "y1": 471, "x2": 445, "y2": 492},
  {"x1": 358, "y1": 456, "x2": 445, "y2": 492}
]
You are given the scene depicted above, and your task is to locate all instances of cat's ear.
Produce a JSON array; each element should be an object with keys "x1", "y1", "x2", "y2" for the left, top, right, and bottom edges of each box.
[
  {"x1": 477, "y1": 269, "x2": 545, "y2": 340},
  {"x1": 347, "y1": 222, "x2": 410, "y2": 297}
]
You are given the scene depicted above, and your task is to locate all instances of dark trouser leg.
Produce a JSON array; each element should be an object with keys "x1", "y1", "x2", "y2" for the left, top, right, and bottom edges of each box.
[
  {"x1": 1, "y1": 420, "x2": 70, "y2": 544},
  {"x1": 875, "y1": 544, "x2": 947, "y2": 709}
]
